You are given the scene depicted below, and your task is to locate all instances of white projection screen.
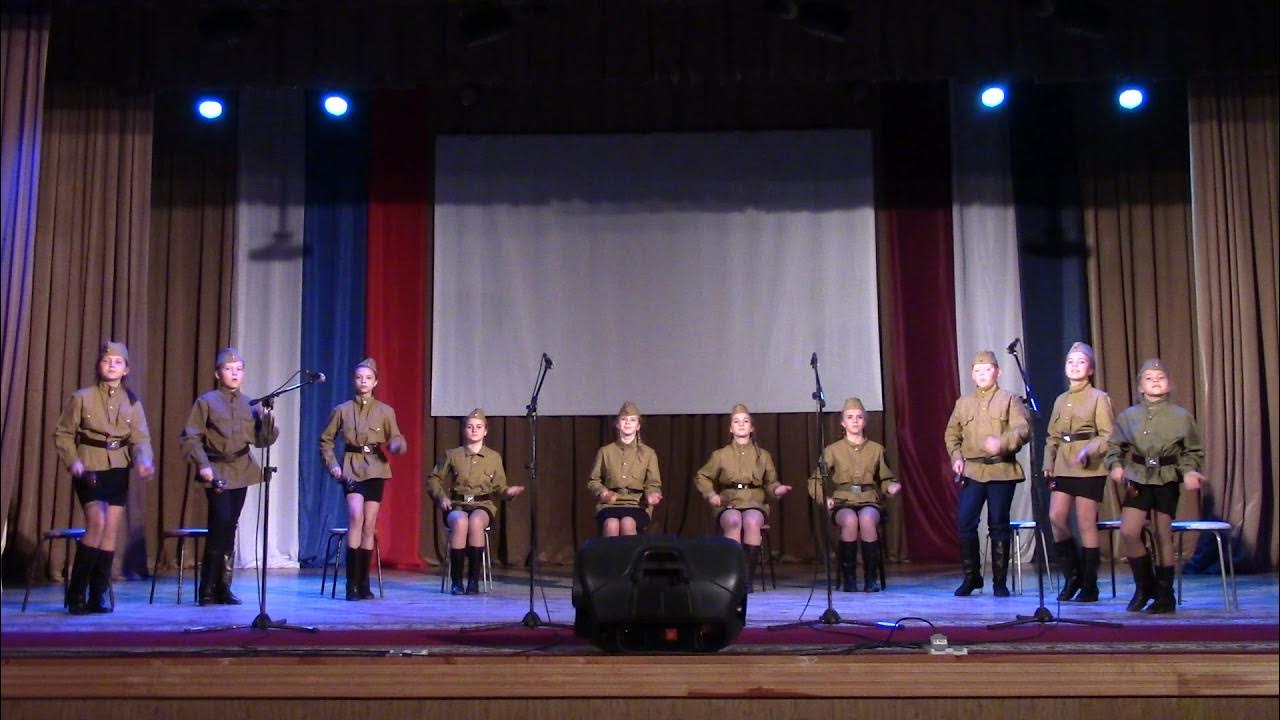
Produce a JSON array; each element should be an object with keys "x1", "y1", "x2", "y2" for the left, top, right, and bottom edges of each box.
[{"x1": 432, "y1": 130, "x2": 881, "y2": 417}]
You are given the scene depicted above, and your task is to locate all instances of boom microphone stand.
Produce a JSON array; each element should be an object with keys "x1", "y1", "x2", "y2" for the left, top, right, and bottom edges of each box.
[
  {"x1": 466, "y1": 353, "x2": 570, "y2": 632},
  {"x1": 770, "y1": 352, "x2": 875, "y2": 632},
  {"x1": 989, "y1": 340, "x2": 1118, "y2": 630},
  {"x1": 188, "y1": 371, "x2": 326, "y2": 634}
]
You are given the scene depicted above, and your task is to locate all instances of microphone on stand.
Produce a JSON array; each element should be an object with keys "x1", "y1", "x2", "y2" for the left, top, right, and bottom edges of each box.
[
  {"x1": 542, "y1": 353, "x2": 554, "y2": 370},
  {"x1": 810, "y1": 352, "x2": 818, "y2": 369},
  {"x1": 1006, "y1": 338, "x2": 1020, "y2": 355},
  {"x1": 307, "y1": 370, "x2": 327, "y2": 383}
]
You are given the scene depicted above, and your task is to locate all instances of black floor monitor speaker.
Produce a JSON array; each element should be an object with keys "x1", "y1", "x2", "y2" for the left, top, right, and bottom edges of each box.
[{"x1": 572, "y1": 534, "x2": 747, "y2": 653}]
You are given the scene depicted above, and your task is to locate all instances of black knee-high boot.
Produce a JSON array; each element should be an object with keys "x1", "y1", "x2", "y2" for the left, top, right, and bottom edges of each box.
[
  {"x1": 954, "y1": 537, "x2": 983, "y2": 596},
  {"x1": 465, "y1": 546, "x2": 484, "y2": 595},
  {"x1": 838, "y1": 541, "x2": 858, "y2": 592},
  {"x1": 1126, "y1": 554, "x2": 1156, "y2": 612},
  {"x1": 1076, "y1": 547, "x2": 1101, "y2": 602},
  {"x1": 87, "y1": 549, "x2": 114, "y2": 613},
  {"x1": 449, "y1": 548, "x2": 466, "y2": 595},
  {"x1": 862, "y1": 541, "x2": 882, "y2": 593},
  {"x1": 217, "y1": 551, "x2": 242, "y2": 605},
  {"x1": 742, "y1": 543, "x2": 761, "y2": 594},
  {"x1": 1145, "y1": 565, "x2": 1176, "y2": 614},
  {"x1": 198, "y1": 547, "x2": 220, "y2": 606},
  {"x1": 66, "y1": 545, "x2": 96, "y2": 615},
  {"x1": 358, "y1": 548, "x2": 377, "y2": 600},
  {"x1": 990, "y1": 536, "x2": 1011, "y2": 597},
  {"x1": 345, "y1": 547, "x2": 361, "y2": 601},
  {"x1": 1054, "y1": 539, "x2": 1081, "y2": 601}
]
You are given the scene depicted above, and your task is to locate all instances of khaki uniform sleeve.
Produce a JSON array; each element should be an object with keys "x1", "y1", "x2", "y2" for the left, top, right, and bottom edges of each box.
[
  {"x1": 1084, "y1": 393, "x2": 1115, "y2": 463},
  {"x1": 762, "y1": 451, "x2": 780, "y2": 496},
  {"x1": 319, "y1": 406, "x2": 342, "y2": 470},
  {"x1": 253, "y1": 406, "x2": 279, "y2": 448},
  {"x1": 491, "y1": 453, "x2": 508, "y2": 492},
  {"x1": 1042, "y1": 398, "x2": 1062, "y2": 473},
  {"x1": 426, "y1": 454, "x2": 452, "y2": 502},
  {"x1": 180, "y1": 398, "x2": 213, "y2": 471},
  {"x1": 1104, "y1": 409, "x2": 1132, "y2": 471},
  {"x1": 53, "y1": 394, "x2": 84, "y2": 468},
  {"x1": 384, "y1": 406, "x2": 406, "y2": 453},
  {"x1": 876, "y1": 448, "x2": 895, "y2": 491},
  {"x1": 127, "y1": 398, "x2": 155, "y2": 469},
  {"x1": 944, "y1": 400, "x2": 965, "y2": 463},
  {"x1": 1000, "y1": 394, "x2": 1030, "y2": 454},
  {"x1": 587, "y1": 448, "x2": 607, "y2": 499},
  {"x1": 643, "y1": 449, "x2": 662, "y2": 495},
  {"x1": 808, "y1": 446, "x2": 834, "y2": 500},
  {"x1": 693, "y1": 454, "x2": 720, "y2": 499},
  {"x1": 1178, "y1": 414, "x2": 1205, "y2": 478}
]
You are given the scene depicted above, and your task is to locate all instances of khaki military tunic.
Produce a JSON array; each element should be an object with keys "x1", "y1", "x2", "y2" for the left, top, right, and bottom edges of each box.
[
  {"x1": 808, "y1": 437, "x2": 895, "y2": 508},
  {"x1": 53, "y1": 382, "x2": 154, "y2": 472},
  {"x1": 427, "y1": 445, "x2": 508, "y2": 517},
  {"x1": 1043, "y1": 381, "x2": 1114, "y2": 477},
  {"x1": 944, "y1": 386, "x2": 1030, "y2": 482},
  {"x1": 588, "y1": 440, "x2": 661, "y2": 513},
  {"x1": 1105, "y1": 398, "x2": 1203, "y2": 487},
  {"x1": 319, "y1": 395, "x2": 405, "y2": 481},
  {"x1": 694, "y1": 442, "x2": 780, "y2": 515},
  {"x1": 179, "y1": 388, "x2": 279, "y2": 490}
]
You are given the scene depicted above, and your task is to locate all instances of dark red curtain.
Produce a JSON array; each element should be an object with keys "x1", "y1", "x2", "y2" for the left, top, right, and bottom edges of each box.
[
  {"x1": 877, "y1": 83, "x2": 961, "y2": 563},
  {"x1": 366, "y1": 90, "x2": 431, "y2": 569}
]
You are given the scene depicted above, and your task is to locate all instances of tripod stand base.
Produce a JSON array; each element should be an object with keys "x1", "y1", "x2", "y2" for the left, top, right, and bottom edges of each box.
[
  {"x1": 767, "y1": 605, "x2": 879, "y2": 632},
  {"x1": 987, "y1": 606, "x2": 1121, "y2": 630},
  {"x1": 462, "y1": 612, "x2": 573, "y2": 634},
  {"x1": 185, "y1": 612, "x2": 318, "y2": 634}
]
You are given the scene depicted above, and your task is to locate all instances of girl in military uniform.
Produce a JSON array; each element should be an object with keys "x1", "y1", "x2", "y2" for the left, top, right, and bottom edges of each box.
[
  {"x1": 319, "y1": 358, "x2": 407, "y2": 600},
  {"x1": 944, "y1": 351, "x2": 1030, "y2": 597},
  {"x1": 1105, "y1": 359, "x2": 1204, "y2": 614},
  {"x1": 428, "y1": 408, "x2": 523, "y2": 595},
  {"x1": 1043, "y1": 342, "x2": 1114, "y2": 602},
  {"x1": 695, "y1": 403, "x2": 791, "y2": 591},
  {"x1": 179, "y1": 348, "x2": 280, "y2": 606},
  {"x1": 809, "y1": 397, "x2": 899, "y2": 592},
  {"x1": 52, "y1": 341, "x2": 155, "y2": 614},
  {"x1": 588, "y1": 401, "x2": 662, "y2": 537}
]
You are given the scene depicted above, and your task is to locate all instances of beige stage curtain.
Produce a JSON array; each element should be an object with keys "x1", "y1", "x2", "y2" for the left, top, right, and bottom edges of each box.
[
  {"x1": 144, "y1": 92, "x2": 236, "y2": 575},
  {"x1": 1079, "y1": 83, "x2": 1203, "y2": 554},
  {"x1": 1, "y1": 9, "x2": 49, "y2": 563},
  {"x1": 1189, "y1": 77, "x2": 1279, "y2": 572},
  {"x1": 10, "y1": 87, "x2": 153, "y2": 580}
]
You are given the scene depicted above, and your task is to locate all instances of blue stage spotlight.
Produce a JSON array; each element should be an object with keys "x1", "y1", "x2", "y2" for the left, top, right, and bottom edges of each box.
[
  {"x1": 979, "y1": 85, "x2": 1007, "y2": 109},
  {"x1": 195, "y1": 98, "x2": 224, "y2": 121},
  {"x1": 322, "y1": 94, "x2": 350, "y2": 117},
  {"x1": 1117, "y1": 86, "x2": 1145, "y2": 111}
]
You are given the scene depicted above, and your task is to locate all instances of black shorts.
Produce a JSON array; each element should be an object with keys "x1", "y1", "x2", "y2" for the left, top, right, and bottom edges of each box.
[
  {"x1": 830, "y1": 504, "x2": 881, "y2": 526},
  {"x1": 1122, "y1": 481, "x2": 1181, "y2": 517},
  {"x1": 344, "y1": 477, "x2": 386, "y2": 503},
  {"x1": 596, "y1": 507, "x2": 649, "y2": 534},
  {"x1": 74, "y1": 468, "x2": 129, "y2": 507},
  {"x1": 1049, "y1": 475, "x2": 1105, "y2": 502}
]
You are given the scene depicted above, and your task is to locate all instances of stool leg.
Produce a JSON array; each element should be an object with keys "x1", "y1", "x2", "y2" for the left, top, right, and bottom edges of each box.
[
  {"x1": 175, "y1": 537, "x2": 187, "y2": 604},
  {"x1": 373, "y1": 537, "x2": 383, "y2": 598},
  {"x1": 21, "y1": 542, "x2": 40, "y2": 612},
  {"x1": 483, "y1": 529, "x2": 492, "y2": 593},
  {"x1": 1213, "y1": 533, "x2": 1230, "y2": 611},
  {"x1": 1175, "y1": 535, "x2": 1184, "y2": 606},
  {"x1": 193, "y1": 538, "x2": 203, "y2": 602},
  {"x1": 149, "y1": 536, "x2": 163, "y2": 604}
]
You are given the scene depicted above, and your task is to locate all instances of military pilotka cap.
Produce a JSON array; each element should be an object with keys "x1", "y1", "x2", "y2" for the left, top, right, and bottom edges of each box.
[
  {"x1": 215, "y1": 347, "x2": 244, "y2": 369},
  {"x1": 730, "y1": 403, "x2": 750, "y2": 416},
  {"x1": 1067, "y1": 342, "x2": 1096, "y2": 367},
  {"x1": 467, "y1": 408, "x2": 486, "y2": 421},
  {"x1": 842, "y1": 397, "x2": 865, "y2": 414},
  {"x1": 617, "y1": 401, "x2": 641, "y2": 418},
  {"x1": 356, "y1": 357, "x2": 379, "y2": 377},
  {"x1": 100, "y1": 341, "x2": 130, "y2": 365},
  {"x1": 972, "y1": 350, "x2": 999, "y2": 367}
]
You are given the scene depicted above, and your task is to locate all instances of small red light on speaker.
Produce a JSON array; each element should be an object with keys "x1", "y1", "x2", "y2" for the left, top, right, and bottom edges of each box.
[{"x1": 664, "y1": 628, "x2": 679, "y2": 642}]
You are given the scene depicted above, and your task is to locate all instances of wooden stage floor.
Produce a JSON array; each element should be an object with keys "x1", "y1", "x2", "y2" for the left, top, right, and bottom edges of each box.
[{"x1": 3, "y1": 562, "x2": 1277, "y2": 718}]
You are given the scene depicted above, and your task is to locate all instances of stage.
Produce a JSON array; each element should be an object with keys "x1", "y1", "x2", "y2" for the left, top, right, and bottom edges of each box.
[{"x1": 3, "y1": 562, "x2": 1277, "y2": 718}]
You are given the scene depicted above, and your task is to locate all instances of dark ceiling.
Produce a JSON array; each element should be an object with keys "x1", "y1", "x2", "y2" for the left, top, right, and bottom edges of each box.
[{"x1": 42, "y1": 0, "x2": 1278, "y2": 91}]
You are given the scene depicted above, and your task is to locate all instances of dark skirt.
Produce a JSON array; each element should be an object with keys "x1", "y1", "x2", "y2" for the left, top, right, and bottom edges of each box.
[
  {"x1": 74, "y1": 468, "x2": 129, "y2": 507},
  {"x1": 344, "y1": 477, "x2": 386, "y2": 503},
  {"x1": 595, "y1": 506, "x2": 650, "y2": 534},
  {"x1": 1122, "y1": 480, "x2": 1180, "y2": 516},
  {"x1": 829, "y1": 503, "x2": 882, "y2": 526},
  {"x1": 1049, "y1": 475, "x2": 1105, "y2": 502}
]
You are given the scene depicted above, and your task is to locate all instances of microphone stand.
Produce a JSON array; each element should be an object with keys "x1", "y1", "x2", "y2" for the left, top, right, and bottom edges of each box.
[
  {"x1": 466, "y1": 354, "x2": 570, "y2": 633},
  {"x1": 770, "y1": 353, "x2": 875, "y2": 632},
  {"x1": 188, "y1": 373, "x2": 324, "y2": 634},
  {"x1": 989, "y1": 342, "x2": 1118, "y2": 629}
]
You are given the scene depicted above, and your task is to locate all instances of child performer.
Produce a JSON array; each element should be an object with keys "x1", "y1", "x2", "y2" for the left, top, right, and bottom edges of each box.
[{"x1": 587, "y1": 401, "x2": 662, "y2": 537}]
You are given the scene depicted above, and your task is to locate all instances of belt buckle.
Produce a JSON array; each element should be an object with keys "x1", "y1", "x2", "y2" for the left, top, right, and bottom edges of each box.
[
  {"x1": 1145, "y1": 456, "x2": 1160, "y2": 468},
  {"x1": 362, "y1": 444, "x2": 373, "y2": 453},
  {"x1": 463, "y1": 494, "x2": 476, "y2": 503},
  {"x1": 106, "y1": 439, "x2": 122, "y2": 450},
  {"x1": 1062, "y1": 434, "x2": 1074, "y2": 443}
]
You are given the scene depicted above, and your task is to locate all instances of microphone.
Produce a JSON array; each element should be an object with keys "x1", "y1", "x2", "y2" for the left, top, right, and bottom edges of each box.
[
  {"x1": 1005, "y1": 338, "x2": 1020, "y2": 354},
  {"x1": 810, "y1": 352, "x2": 818, "y2": 369},
  {"x1": 307, "y1": 370, "x2": 327, "y2": 383},
  {"x1": 542, "y1": 353, "x2": 554, "y2": 369}
]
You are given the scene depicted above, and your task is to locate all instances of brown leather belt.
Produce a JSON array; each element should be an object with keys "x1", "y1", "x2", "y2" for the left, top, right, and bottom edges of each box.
[
  {"x1": 835, "y1": 483, "x2": 872, "y2": 493},
  {"x1": 205, "y1": 446, "x2": 250, "y2": 462},
  {"x1": 346, "y1": 442, "x2": 382, "y2": 455},
  {"x1": 726, "y1": 482, "x2": 758, "y2": 490},
  {"x1": 1131, "y1": 452, "x2": 1177, "y2": 468},
  {"x1": 965, "y1": 455, "x2": 1014, "y2": 465},
  {"x1": 1057, "y1": 431, "x2": 1095, "y2": 443},
  {"x1": 451, "y1": 492, "x2": 494, "y2": 503},
  {"x1": 77, "y1": 434, "x2": 125, "y2": 450}
]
